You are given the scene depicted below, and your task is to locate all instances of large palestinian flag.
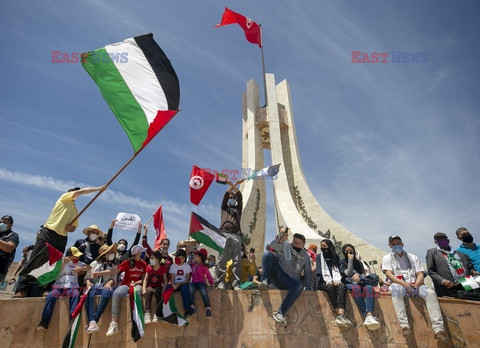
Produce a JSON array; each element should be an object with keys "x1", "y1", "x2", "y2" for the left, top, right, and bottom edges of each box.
[
  {"x1": 158, "y1": 285, "x2": 188, "y2": 327},
  {"x1": 62, "y1": 286, "x2": 91, "y2": 348},
  {"x1": 130, "y1": 285, "x2": 145, "y2": 342},
  {"x1": 21, "y1": 243, "x2": 63, "y2": 286},
  {"x1": 189, "y1": 212, "x2": 226, "y2": 254},
  {"x1": 82, "y1": 33, "x2": 180, "y2": 153}
]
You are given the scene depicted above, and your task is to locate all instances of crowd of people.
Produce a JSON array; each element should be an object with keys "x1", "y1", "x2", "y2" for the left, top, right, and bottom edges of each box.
[{"x1": 1, "y1": 181, "x2": 479, "y2": 343}]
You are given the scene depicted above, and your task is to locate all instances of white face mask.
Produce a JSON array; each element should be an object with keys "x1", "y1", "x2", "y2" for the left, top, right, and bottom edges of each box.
[
  {"x1": 107, "y1": 253, "x2": 115, "y2": 261},
  {"x1": 0, "y1": 223, "x2": 7, "y2": 232},
  {"x1": 89, "y1": 233, "x2": 98, "y2": 242},
  {"x1": 150, "y1": 259, "x2": 157, "y2": 265},
  {"x1": 117, "y1": 244, "x2": 126, "y2": 252}
]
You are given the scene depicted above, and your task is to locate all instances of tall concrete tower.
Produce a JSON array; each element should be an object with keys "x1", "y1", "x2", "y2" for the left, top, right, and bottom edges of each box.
[{"x1": 240, "y1": 73, "x2": 386, "y2": 270}]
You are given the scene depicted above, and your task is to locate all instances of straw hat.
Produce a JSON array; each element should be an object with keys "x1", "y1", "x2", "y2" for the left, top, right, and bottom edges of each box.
[
  {"x1": 96, "y1": 243, "x2": 118, "y2": 261},
  {"x1": 82, "y1": 224, "x2": 105, "y2": 237}
]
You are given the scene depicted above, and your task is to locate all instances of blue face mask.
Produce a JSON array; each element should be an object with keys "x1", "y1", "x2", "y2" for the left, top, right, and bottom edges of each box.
[
  {"x1": 0, "y1": 223, "x2": 7, "y2": 232},
  {"x1": 392, "y1": 245, "x2": 403, "y2": 254},
  {"x1": 140, "y1": 251, "x2": 146, "y2": 259},
  {"x1": 228, "y1": 198, "x2": 237, "y2": 207}
]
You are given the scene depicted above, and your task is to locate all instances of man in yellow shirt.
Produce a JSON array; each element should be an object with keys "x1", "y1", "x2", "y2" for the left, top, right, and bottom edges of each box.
[{"x1": 16, "y1": 186, "x2": 105, "y2": 297}]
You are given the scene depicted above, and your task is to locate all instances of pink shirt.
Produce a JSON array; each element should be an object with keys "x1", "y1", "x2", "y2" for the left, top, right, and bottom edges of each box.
[{"x1": 190, "y1": 263, "x2": 214, "y2": 285}]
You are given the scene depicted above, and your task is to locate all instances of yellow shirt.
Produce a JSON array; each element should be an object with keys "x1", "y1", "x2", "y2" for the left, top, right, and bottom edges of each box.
[
  {"x1": 43, "y1": 192, "x2": 78, "y2": 237},
  {"x1": 225, "y1": 257, "x2": 257, "y2": 284}
]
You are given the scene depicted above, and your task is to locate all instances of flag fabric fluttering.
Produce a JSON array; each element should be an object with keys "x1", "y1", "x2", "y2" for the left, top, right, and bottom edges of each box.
[
  {"x1": 247, "y1": 164, "x2": 281, "y2": 180},
  {"x1": 189, "y1": 212, "x2": 226, "y2": 254},
  {"x1": 158, "y1": 285, "x2": 188, "y2": 326},
  {"x1": 216, "y1": 172, "x2": 228, "y2": 185},
  {"x1": 82, "y1": 33, "x2": 180, "y2": 153},
  {"x1": 62, "y1": 286, "x2": 91, "y2": 348},
  {"x1": 214, "y1": 7, "x2": 262, "y2": 48},
  {"x1": 189, "y1": 166, "x2": 215, "y2": 206},
  {"x1": 153, "y1": 205, "x2": 167, "y2": 250},
  {"x1": 130, "y1": 285, "x2": 145, "y2": 342},
  {"x1": 21, "y1": 243, "x2": 63, "y2": 286},
  {"x1": 458, "y1": 275, "x2": 480, "y2": 291}
]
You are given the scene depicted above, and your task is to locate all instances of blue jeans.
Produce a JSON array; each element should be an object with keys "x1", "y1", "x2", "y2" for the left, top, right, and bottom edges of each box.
[
  {"x1": 189, "y1": 282, "x2": 210, "y2": 308},
  {"x1": 42, "y1": 286, "x2": 80, "y2": 322},
  {"x1": 86, "y1": 286, "x2": 114, "y2": 322},
  {"x1": 262, "y1": 251, "x2": 304, "y2": 316},
  {"x1": 178, "y1": 284, "x2": 190, "y2": 312},
  {"x1": 345, "y1": 283, "x2": 375, "y2": 315}
]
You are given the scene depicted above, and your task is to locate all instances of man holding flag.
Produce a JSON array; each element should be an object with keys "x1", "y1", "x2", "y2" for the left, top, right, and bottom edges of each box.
[{"x1": 216, "y1": 179, "x2": 245, "y2": 290}]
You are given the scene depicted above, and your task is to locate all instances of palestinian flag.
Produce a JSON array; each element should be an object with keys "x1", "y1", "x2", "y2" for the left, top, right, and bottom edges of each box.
[
  {"x1": 189, "y1": 212, "x2": 226, "y2": 254},
  {"x1": 130, "y1": 285, "x2": 145, "y2": 342},
  {"x1": 62, "y1": 286, "x2": 91, "y2": 348},
  {"x1": 216, "y1": 172, "x2": 228, "y2": 185},
  {"x1": 158, "y1": 285, "x2": 188, "y2": 327},
  {"x1": 458, "y1": 275, "x2": 480, "y2": 291},
  {"x1": 23, "y1": 243, "x2": 63, "y2": 286},
  {"x1": 247, "y1": 164, "x2": 281, "y2": 180},
  {"x1": 82, "y1": 33, "x2": 180, "y2": 153}
]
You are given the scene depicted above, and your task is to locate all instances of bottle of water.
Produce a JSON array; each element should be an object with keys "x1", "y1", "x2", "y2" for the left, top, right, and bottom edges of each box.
[{"x1": 284, "y1": 243, "x2": 292, "y2": 260}]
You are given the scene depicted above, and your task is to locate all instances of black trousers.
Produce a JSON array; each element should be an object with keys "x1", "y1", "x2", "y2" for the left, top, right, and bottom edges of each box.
[{"x1": 319, "y1": 282, "x2": 347, "y2": 310}]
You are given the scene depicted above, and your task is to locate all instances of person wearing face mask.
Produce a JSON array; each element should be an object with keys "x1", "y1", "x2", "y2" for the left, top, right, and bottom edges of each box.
[
  {"x1": 382, "y1": 235, "x2": 447, "y2": 342},
  {"x1": 316, "y1": 239, "x2": 352, "y2": 329},
  {"x1": 142, "y1": 250, "x2": 168, "y2": 324},
  {"x1": 456, "y1": 227, "x2": 480, "y2": 272},
  {"x1": 216, "y1": 179, "x2": 245, "y2": 290},
  {"x1": 73, "y1": 225, "x2": 105, "y2": 265},
  {"x1": 207, "y1": 254, "x2": 218, "y2": 283},
  {"x1": 93, "y1": 245, "x2": 147, "y2": 337},
  {"x1": 426, "y1": 232, "x2": 478, "y2": 298},
  {"x1": 261, "y1": 231, "x2": 312, "y2": 324},
  {"x1": 0, "y1": 215, "x2": 19, "y2": 285},
  {"x1": 106, "y1": 218, "x2": 142, "y2": 264},
  {"x1": 36, "y1": 247, "x2": 90, "y2": 331},
  {"x1": 84, "y1": 243, "x2": 118, "y2": 333}
]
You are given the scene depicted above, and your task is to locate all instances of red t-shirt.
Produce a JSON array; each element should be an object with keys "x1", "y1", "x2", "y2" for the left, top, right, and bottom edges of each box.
[
  {"x1": 117, "y1": 259, "x2": 147, "y2": 286},
  {"x1": 146, "y1": 264, "x2": 168, "y2": 288}
]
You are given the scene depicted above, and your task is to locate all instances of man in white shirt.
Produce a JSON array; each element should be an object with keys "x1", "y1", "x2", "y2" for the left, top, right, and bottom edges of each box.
[{"x1": 382, "y1": 235, "x2": 447, "y2": 342}]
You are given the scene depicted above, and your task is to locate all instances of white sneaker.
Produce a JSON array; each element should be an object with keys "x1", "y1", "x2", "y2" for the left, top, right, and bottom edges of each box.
[
  {"x1": 363, "y1": 316, "x2": 380, "y2": 331},
  {"x1": 86, "y1": 321, "x2": 99, "y2": 333},
  {"x1": 153, "y1": 314, "x2": 159, "y2": 323},
  {"x1": 106, "y1": 322, "x2": 118, "y2": 336},
  {"x1": 273, "y1": 311, "x2": 286, "y2": 323},
  {"x1": 144, "y1": 312, "x2": 151, "y2": 324},
  {"x1": 217, "y1": 282, "x2": 226, "y2": 290},
  {"x1": 341, "y1": 316, "x2": 353, "y2": 328}
]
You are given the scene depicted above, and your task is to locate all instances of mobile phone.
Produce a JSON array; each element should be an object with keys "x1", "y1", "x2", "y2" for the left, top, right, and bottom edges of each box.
[{"x1": 249, "y1": 248, "x2": 255, "y2": 254}]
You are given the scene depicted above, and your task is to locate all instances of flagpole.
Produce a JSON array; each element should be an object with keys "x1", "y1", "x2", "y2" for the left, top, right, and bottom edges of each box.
[
  {"x1": 70, "y1": 110, "x2": 180, "y2": 224},
  {"x1": 145, "y1": 215, "x2": 154, "y2": 226},
  {"x1": 260, "y1": 25, "x2": 268, "y2": 107}
]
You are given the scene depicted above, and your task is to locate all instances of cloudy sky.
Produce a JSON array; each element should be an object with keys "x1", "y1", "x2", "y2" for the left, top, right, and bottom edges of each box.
[{"x1": 1, "y1": 1, "x2": 479, "y2": 263}]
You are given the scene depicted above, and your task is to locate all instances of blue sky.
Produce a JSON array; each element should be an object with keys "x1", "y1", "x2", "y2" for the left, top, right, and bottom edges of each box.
[{"x1": 1, "y1": 1, "x2": 479, "y2": 263}]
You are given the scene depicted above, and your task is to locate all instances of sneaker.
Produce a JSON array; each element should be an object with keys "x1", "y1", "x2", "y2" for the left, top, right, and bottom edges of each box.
[
  {"x1": 401, "y1": 326, "x2": 412, "y2": 337},
  {"x1": 106, "y1": 322, "x2": 118, "y2": 337},
  {"x1": 363, "y1": 316, "x2": 380, "y2": 331},
  {"x1": 206, "y1": 308, "x2": 212, "y2": 318},
  {"x1": 258, "y1": 279, "x2": 269, "y2": 290},
  {"x1": 434, "y1": 330, "x2": 449, "y2": 343},
  {"x1": 273, "y1": 311, "x2": 286, "y2": 323},
  {"x1": 36, "y1": 319, "x2": 49, "y2": 331},
  {"x1": 189, "y1": 306, "x2": 197, "y2": 316},
  {"x1": 217, "y1": 282, "x2": 226, "y2": 290},
  {"x1": 334, "y1": 315, "x2": 351, "y2": 328},
  {"x1": 87, "y1": 321, "x2": 99, "y2": 333},
  {"x1": 333, "y1": 315, "x2": 343, "y2": 327},
  {"x1": 233, "y1": 283, "x2": 242, "y2": 291},
  {"x1": 144, "y1": 312, "x2": 151, "y2": 324},
  {"x1": 153, "y1": 315, "x2": 159, "y2": 323}
]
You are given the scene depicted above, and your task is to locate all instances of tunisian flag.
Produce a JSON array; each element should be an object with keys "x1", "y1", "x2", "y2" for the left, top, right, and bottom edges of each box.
[
  {"x1": 214, "y1": 7, "x2": 262, "y2": 48},
  {"x1": 153, "y1": 205, "x2": 167, "y2": 250},
  {"x1": 190, "y1": 165, "x2": 215, "y2": 205}
]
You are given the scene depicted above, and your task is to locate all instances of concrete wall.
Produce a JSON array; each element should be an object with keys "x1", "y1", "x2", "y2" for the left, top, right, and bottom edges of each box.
[{"x1": 1, "y1": 289, "x2": 478, "y2": 347}]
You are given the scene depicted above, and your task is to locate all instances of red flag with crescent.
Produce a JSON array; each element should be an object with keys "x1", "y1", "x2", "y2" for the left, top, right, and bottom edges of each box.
[
  {"x1": 189, "y1": 165, "x2": 215, "y2": 205},
  {"x1": 214, "y1": 7, "x2": 262, "y2": 48}
]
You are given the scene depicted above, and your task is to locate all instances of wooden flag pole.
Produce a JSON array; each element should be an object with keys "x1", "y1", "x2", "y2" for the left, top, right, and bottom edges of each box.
[
  {"x1": 260, "y1": 25, "x2": 268, "y2": 107},
  {"x1": 70, "y1": 110, "x2": 180, "y2": 225},
  {"x1": 145, "y1": 214, "x2": 154, "y2": 226}
]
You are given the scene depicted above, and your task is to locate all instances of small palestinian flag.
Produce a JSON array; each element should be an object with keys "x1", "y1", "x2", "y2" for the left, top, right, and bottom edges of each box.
[
  {"x1": 189, "y1": 212, "x2": 226, "y2": 254},
  {"x1": 82, "y1": 33, "x2": 180, "y2": 154},
  {"x1": 247, "y1": 164, "x2": 281, "y2": 180},
  {"x1": 62, "y1": 286, "x2": 91, "y2": 348},
  {"x1": 24, "y1": 243, "x2": 63, "y2": 286},
  {"x1": 158, "y1": 285, "x2": 188, "y2": 326},
  {"x1": 458, "y1": 275, "x2": 480, "y2": 291},
  {"x1": 216, "y1": 172, "x2": 228, "y2": 185},
  {"x1": 130, "y1": 285, "x2": 145, "y2": 342}
]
